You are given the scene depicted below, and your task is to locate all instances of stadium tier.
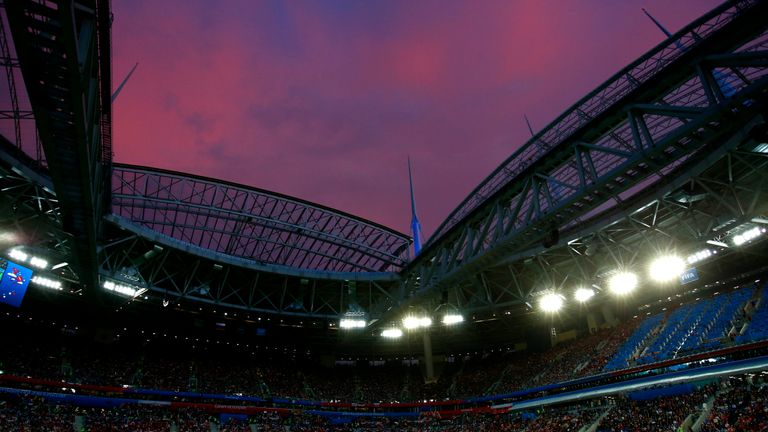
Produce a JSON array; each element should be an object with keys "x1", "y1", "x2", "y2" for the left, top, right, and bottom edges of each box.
[
  {"x1": 1, "y1": 280, "x2": 768, "y2": 402},
  {"x1": 604, "y1": 282, "x2": 763, "y2": 371},
  {"x1": 0, "y1": 372, "x2": 766, "y2": 431}
]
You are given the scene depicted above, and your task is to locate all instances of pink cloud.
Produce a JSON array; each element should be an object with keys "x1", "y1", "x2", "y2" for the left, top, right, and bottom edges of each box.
[{"x1": 111, "y1": 0, "x2": 721, "y2": 238}]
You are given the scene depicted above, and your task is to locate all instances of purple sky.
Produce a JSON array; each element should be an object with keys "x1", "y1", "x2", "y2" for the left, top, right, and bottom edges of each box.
[{"x1": 111, "y1": 0, "x2": 721, "y2": 239}]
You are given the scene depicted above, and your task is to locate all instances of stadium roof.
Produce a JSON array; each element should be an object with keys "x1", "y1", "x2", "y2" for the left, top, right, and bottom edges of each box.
[
  {"x1": 0, "y1": 0, "x2": 767, "y2": 353},
  {"x1": 110, "y1": 164, "x2": 411, "y2": 278}
]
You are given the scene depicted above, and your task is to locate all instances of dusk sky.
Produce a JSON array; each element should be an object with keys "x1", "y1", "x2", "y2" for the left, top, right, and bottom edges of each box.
[{"x1": 111, "y1": 0, "x2": 721, "y2": 240}]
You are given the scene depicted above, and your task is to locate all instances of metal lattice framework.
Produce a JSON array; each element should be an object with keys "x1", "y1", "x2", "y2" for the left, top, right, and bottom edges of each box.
[
  {"x1": 3, "y1": 0, "x2": 768, "y2": 332},
  {"x1": 0, "y1": 4, "x2": 42, "y2": 164},
  {"x1": 0, "y1": 136, "x2": 81, "y2": 284},
  {"x1": 110, "y1": 165, "x2": 411, "y2": 278},
  {"x1": 369, "y1": 0, "x2": 768, "y2": 323},
  {"x1": 444, "y1": 147, "x2": 768, "y2": 314},
  {"x1": 429, "y1": 0, "x2": 764, "y2": 245},
  {"x1": 3, "y1": 0, "x2": 112, "y2": 290},
  {"x1": 97, "y1": 231, "x2": 399, "y2": 318}
]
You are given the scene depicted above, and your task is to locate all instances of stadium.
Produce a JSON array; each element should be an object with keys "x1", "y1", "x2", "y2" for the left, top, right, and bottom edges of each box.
[{"x1": 1, "y1": 0, "x2": 768, "y2": 430}]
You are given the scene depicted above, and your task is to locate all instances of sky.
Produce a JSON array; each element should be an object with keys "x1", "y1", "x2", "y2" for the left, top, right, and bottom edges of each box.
[{"x1": 111, "y1": 0, "x2": 722, "y2": 240}]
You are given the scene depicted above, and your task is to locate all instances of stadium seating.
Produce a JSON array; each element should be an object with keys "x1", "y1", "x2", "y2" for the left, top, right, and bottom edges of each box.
[
  {"x1": 603, "y1": 312, "x2": 665, "y2": 371},
  {"x1": 2, "y1": 281, "x2": 767, "y2": 409},
  {"x1": 596, "y1": 387, "x2": 712, "y2": 432},
  {"x1": 736, "y1": 285, "x2": 768, "y2": 344},
  {"x1": 605, "y1": 283, "x2": 759, "y2": 371},
  {"x1": 700, "y1": 377, "x2": 768, "y2": 431},
  {"x1": 1, "y1": 376, "x2": 765, "y2": 431}
]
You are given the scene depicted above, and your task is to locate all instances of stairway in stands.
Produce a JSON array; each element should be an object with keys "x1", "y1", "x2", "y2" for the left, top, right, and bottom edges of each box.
[{"x1": 735, "y1": 282, "x2": 768, "y2": 343}]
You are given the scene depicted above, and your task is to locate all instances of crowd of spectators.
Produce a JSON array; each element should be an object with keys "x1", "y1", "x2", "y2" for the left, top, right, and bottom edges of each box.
[
  {"x1": 701, "y1": 378, "x2": 768, "y2": 432},
  {"x1": 0, "y1": 398, "x2": 578, "y2": 432},
  {"x1": 2, "y1": 378, "x2": 767, "y2": 431},
  {"x1": 510, "y1": 406, "x2": 602, "y2": 432},
  {"x1": 0, "y1": 315, "x2": 654, "y2": 404},
  {"x1": 596, "y1": 387, "x2": 711, "y2": 432},
  {"x1": 485, "y1": 320, "x2": 640, "y2": 396},
  {"x1": 0, "y1": 397, "x2": 218, "y2": 431},
  {"x1": 81, "y1": 406, "x2": 182, "y2": 432},
  {"x1": 0, "y1": 307, "x2": 734, "y2": 408},
  {"x1": 0, "y1": 396, "x2": 75, "y2": 431}
]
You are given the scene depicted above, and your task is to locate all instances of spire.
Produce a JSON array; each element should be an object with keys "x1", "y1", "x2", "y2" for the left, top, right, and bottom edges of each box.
[
  {"x1": 642, "y1": 8, "x2": 686, "y2": 51},
  {"x1": 642, "y1": 8, "x2": 672, "y2": 38},
  {"x1": 408, "y1": 157, "x2": 423, "y2": 255},
  {"x1": 642, "y1": 8, "x2": 734, "y2": 97},
  {"x1": 523, "y1": 114, "x2": 535, "y2": 137},
  {"x1": 525, "y1": 114, "x2": 550, "y2": 153},
  {"x1": 112, "y1": 62, "x2": 139, "y2": 103}
]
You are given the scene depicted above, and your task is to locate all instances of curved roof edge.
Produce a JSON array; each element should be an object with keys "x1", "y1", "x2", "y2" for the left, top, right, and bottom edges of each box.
[
  {"x1": 425, "y1": 0, "x2": 749, "y2": 248},
  {"x1": 106, "y1": 213, "x2": 402, "y2": 282},
  {"x1": 114, "y1": 163, "x2": 409, "y2": 239}
]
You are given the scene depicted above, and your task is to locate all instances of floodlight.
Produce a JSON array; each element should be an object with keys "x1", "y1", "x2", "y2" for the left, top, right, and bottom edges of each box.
[
  {"x1": 29, "y1": 256, "x2": 48, "y2": 269},
  {"x1": 339, "y1": 318, "x2": 367, "y2": 329},
  {"x1": 382, "y1": 328, "x2": 403, "y2": 338},
  {"x1": 31, "y1": 276, "x2": 62, "y2": 290},
  {"x1": 103, "y1": 280, "x2": 147, "y2": 298},
  {"x1": 733, "y1": 227, "x2": 764, "y2": 246},
  {"x1": 539, "y1": 293, "x2": 564, "y2": 312},
  {"x1": 402, "y1": 316, "x2": 432, "y2": 329},
  {"x1": 442, "y1": 313, "x2": 464, "y2": 325},
  {"x1": 608, "y1": 271, "x2": 637, "y2": 295},
  {"x1": 687, "y1": 249, "x2": 712, "y2": 264},
  {"x1": 340, "y1": 309, "x2": 368, "y2": 329},
  {"x1": 649, "y1": 255, "x2": 685, "y2": 283},
  {"x1": 8, "y1": 249, "x2": 27, "y2": 262},
  {"x1": 574, "y1": 288, "x2": 594, "y2": 302},
  {"x1": 403, "y1": 317, "x2": 420, "y2": 329}
]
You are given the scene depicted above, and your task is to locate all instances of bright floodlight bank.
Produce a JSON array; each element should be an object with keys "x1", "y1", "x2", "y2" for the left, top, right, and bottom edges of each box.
[{"x1": 649, "y1": 255, "x2": 686, "y2": 283}]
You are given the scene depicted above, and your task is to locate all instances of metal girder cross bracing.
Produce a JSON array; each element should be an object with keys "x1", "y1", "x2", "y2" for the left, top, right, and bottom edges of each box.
[
  {"x1": 110, "y1": 165, "x2": 411, "y2": 278},
  {"x1": 376, "y1": 0, "x2": 768, "y2": 320},
  {"x1": 5, "y1": 0, "x2": 112, "y2": 291}
]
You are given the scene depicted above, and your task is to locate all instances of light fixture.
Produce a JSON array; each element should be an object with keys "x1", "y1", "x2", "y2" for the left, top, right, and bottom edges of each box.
[
  {"x1": 339, "y1": 307, "x2": 368, "y2": 330},
  {"x1": 403, "y1": 316, "x2": 432, "y2": 329},
  {"x1": 8, "y1": 249, "x2": 28, "y2": 262},
  {"x1": 103, "y1": 280, "x2": 147, "y2": 298},
  {"x1": 382, "y1": 328, "x2": 403, "y2": 338},
  {"x1": 29, "y1": 257, "x2": 48, "y2": 269},
  {"x1": 339, "y1": 318, "x2": 367, "y2": 329},
  {"x1": 608, "y1": 271, "x2": 638, "y2": 295},
  {"x1": 31, "y1": 276, "x2": 62, "y2": 290},
  {"x1": 442, "y1": 313, "x2": 464, "y2": 325},
  {"x1": 733, "y1": 226, "x2": 765, "y2": 246},
  {"x1": 8, "y1": 249, "x2": 49, "y2": 269},
  {"x1": 574, "y1": 287, "x2": 594, "y2": 302},
  {"x1": 687, "y1": 249, "x2": 712, "y2": 264},
  {"x1": 539, "y1": 292, "x2": 564, "y2": 312},
  {"x1": 649, "y1": 255, "x2": 685, "y2": 283}
]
